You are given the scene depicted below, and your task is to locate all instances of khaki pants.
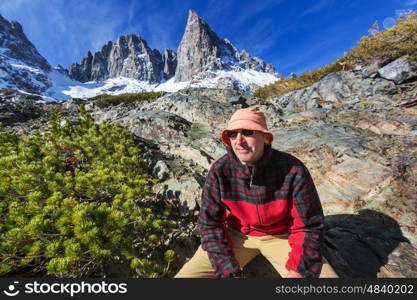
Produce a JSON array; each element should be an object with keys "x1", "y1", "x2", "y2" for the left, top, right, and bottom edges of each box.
[{"x1": 175, "y1": 229, "x2": 338, "y2": 278}]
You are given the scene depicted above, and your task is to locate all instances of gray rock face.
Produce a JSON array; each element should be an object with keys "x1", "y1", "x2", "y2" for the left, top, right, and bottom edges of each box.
[
  {"x1": 0, "y1": 14, "x2": 51, "y2": 72},
  {"x1": 68, "y1": 35, "x2": 168, "y2": 83},
  {"x1": 0, "y1": 88, "x2": 43, "y2": 124},
  {"x1": 269, "y1": 71, "x2": 397, "y2": 112},
  {"x1": 162, "y1": 49, "x2": 177, "y2": 80},
  {"x1": 0, "y1": 14, "x2": 51, "y2": 93},
  {"x1": 358, "y1": 57, "x2": 390, "y2": 78},
  {"x1": 174, "y1": 10, "x2": 276, "y2": 82},
  {"x1": 68, "y1": 51, "x2": 93, "y2": 83},
  {"x1": 378, "y1": 56, "x2": 417, "y2": 84}
]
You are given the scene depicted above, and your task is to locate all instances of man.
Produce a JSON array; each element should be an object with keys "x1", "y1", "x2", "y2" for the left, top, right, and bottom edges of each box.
[{"x1": 175, "y1": 107, "x2": 338, "y2": 278}]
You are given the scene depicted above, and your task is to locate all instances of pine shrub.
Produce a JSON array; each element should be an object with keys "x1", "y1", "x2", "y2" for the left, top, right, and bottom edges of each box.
[
  {"x1": 347, "y1": 12, "x2": 417, "y2": 66},
  {"x1": 0, "y1": 106, "x2": 176, "y2": 277}
]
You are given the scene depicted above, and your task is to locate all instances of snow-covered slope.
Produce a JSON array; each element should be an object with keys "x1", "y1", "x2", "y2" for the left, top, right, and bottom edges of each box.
[
  {"x1": 0, "y1": 55, "x2": 51, "y2": 93},
  {"x1": 44, "y1": 70, "x2": 157, "y2": 100},
  {"x1": 156, "y1": 69, "x2": 279, "y2": 93},
  {"x1": 42, "y1": 68, "x2": 280, "y2": 100}
]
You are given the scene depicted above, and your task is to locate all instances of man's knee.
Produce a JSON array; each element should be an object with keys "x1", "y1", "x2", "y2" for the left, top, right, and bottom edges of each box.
[{"x1": 174, "y1": 246, "x2": 215, "y2": 278}]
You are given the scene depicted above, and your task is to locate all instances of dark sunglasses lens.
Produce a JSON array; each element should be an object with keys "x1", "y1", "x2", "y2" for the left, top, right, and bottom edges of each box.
[
  {"x1": 242, "y1": 130, "x2": 254, "y2": 136},
  {"x1": 227, "y1": 131, "x2": 238, "y2": 138},
  {"x1": 227, "y1": 129, "x2": 254, "y2": 139}
]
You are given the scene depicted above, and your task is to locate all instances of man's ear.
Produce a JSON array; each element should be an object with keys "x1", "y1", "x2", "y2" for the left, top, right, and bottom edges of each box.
[{"x1": 264, "y1": 133, "x2": 271, "y2": 145}]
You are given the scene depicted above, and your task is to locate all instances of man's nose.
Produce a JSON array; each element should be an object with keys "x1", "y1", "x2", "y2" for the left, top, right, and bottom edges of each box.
[{"x1": 236, "y1": 132, "x2": 245, "y2": 142}]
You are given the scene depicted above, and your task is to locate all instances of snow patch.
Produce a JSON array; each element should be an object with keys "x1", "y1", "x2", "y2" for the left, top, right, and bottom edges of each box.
[
  {"x1": 42, "y1": 69, "x2": 279, "y2": 100},
  {"x1": 44, "y1": 72, "x2": 159, "y2": 100}
]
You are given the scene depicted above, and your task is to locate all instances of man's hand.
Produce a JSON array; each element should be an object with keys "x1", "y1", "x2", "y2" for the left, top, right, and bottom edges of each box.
[
  {"x1": 286, "y1": 270, "x2": 303, "y2": 278},
  {"x1": 233, "y1": 270, "x2": 245, "y2": 278}
]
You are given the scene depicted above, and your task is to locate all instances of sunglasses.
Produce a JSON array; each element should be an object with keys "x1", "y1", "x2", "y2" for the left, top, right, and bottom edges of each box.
[{"x1": 226, "y1": 129, "x2": 255, "y2": 139}]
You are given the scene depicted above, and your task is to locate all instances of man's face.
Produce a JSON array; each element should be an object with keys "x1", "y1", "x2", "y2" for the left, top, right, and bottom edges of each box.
[{"x1": 229, "y1": 129, "x2": 269, "y2": 165}]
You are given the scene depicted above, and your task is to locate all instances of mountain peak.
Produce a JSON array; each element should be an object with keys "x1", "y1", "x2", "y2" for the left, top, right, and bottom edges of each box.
[
  {"x1": 68, "y1": 33, "x2": 167, "y2": 83},
  {"x1": 187, "y1": 9, "x2": 208, "y2": 27},
  {"x1": 0, "y1": 14, "x2": 51, "y2": 93},
  {"x1": 174, "y1": 10, "x2": 276, "y2": 82},
  {"x1": 0, "y1": 14, "x2": 51, "y2": 72}
]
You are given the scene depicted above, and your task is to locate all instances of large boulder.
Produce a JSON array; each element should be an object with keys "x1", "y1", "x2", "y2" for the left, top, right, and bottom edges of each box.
[
  {"x1": 268, "y1": 71, "x2": 397, "y2": 112},
  {"x1": 378, "y1": 56, "x2": 417, "y2": 84}
]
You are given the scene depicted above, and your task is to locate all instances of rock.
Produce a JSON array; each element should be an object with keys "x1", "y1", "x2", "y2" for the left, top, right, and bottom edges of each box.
[
  {"x1": 62, "y1": 98, "x2": 86, "y2": 110},
  {"x1": 357, "y1": 119, "x2": 412, "y2": 135},
  {"x1": 174, "y1": 10, "x2": 275, "y2": 83},
  {"x1": 269, "y1": 71, "x2": 397, "y2": 112},
  {"x1": 117, "y1": 110, "x2": 192, "y2": 145},
  {"x1": 380, "y1": 242, "x2": 417, "y2": 278},
  {"x1": 378, "y1": 56, "x2": 417, "y2": 84},
  {"x1": 269, "y1": 117, "x2": 417, "y2": 245},
  {"x1": 139, "y1": 89, "x2": 235, "y2": 130},
  {"x1": 152, "y1": 160, "x2": 170, "y2": 181},
  {"x1": 316, "y1": 157, "x2": 390, "y2": 213},
  {"x1": 360, "y1": 57, "x2": 390, "y2": 78},
  {"x1": 162, "y1": 49, "x2": 177, "y2": 80},
  {"x1": 0, "y1": 15, "x2": 51, "y2": 93},
  {"x1": 243, "y1": 255, "x2": 280, "y2": 278},
  {"x1": 0, "y1": 89, "x2": 43, "y2": 124},
  {"x1": 68, "y1": 35, "x2": 167, "y2": 83},
  {"x1": 0, "y1": 15, "x2": 51, "y2": 72},
  {"x1": 156, "y1": 174, "x2": 202, "y2": 215}
]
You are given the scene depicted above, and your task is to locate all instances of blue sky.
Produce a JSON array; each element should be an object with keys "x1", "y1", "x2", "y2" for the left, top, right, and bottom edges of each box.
[{"x1": 1, "y1": 0, "x2": 417, "y2": 77}]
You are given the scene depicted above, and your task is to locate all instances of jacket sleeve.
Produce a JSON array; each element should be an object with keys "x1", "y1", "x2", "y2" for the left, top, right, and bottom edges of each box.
[
  {"x1": 197, "y1": 168, "x2": 242, "y2": 278},
  {"x1": 286, "y1": 165, "x2": 324, "y2": 278}
]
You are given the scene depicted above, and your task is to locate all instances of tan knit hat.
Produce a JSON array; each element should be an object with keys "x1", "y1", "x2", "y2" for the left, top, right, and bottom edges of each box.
[{"x1": 221, "y1": 107, "x2": 273, "y2": 146}]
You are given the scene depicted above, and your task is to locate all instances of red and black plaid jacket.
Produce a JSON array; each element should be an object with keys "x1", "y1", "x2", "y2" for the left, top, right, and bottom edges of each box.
[{"x1": 198, "y1": 145, "x2": 324, "y2": 278}]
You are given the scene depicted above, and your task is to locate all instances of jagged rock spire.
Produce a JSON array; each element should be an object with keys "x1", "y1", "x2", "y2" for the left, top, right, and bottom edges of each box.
[
  {"x1": 174, "y1": 10, "x2": 234, "y2": 82},
  {"x1": 68, "y1": 34, "x2": 168, "y2": 83},
  {"x1": 174, "y1": 10, "x2": 276, "y2": 82}
]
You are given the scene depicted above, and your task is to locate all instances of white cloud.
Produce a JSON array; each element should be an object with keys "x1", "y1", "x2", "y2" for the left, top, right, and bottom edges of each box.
[
  {"x1": 232, "y1": 0, "x2": 283, "y2": 28},
  {"x1": 300, "y1": 0, "x2": 335, "y2": 17},
  {"x1": 405, "y1": 0, "x2": 417, "y2": 6}
]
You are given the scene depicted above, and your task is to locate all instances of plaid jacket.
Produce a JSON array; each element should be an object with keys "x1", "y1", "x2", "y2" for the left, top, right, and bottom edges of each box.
[{"x1": 198, "y1": 145, "x2": 324, "y2": 278}]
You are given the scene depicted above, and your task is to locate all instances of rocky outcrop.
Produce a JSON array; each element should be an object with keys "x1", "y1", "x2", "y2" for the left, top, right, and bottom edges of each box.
[
  {"x1": 0, "y1": 88, "x2": 43, "y2": 124},
  {"x1": 378, "y1": 56, "x2": 417, "y2": 84},
  {"x1": 268, "y1": 70, "x2": 397, "y2": 112},
  {"x1": 68, "y1": 35, "x2": 166, "y2": 83}
]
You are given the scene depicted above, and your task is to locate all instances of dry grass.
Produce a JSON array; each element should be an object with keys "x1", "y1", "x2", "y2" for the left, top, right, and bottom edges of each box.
[{"x1": 254, "y1": 12, "x2": 417, "y2": 100}]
